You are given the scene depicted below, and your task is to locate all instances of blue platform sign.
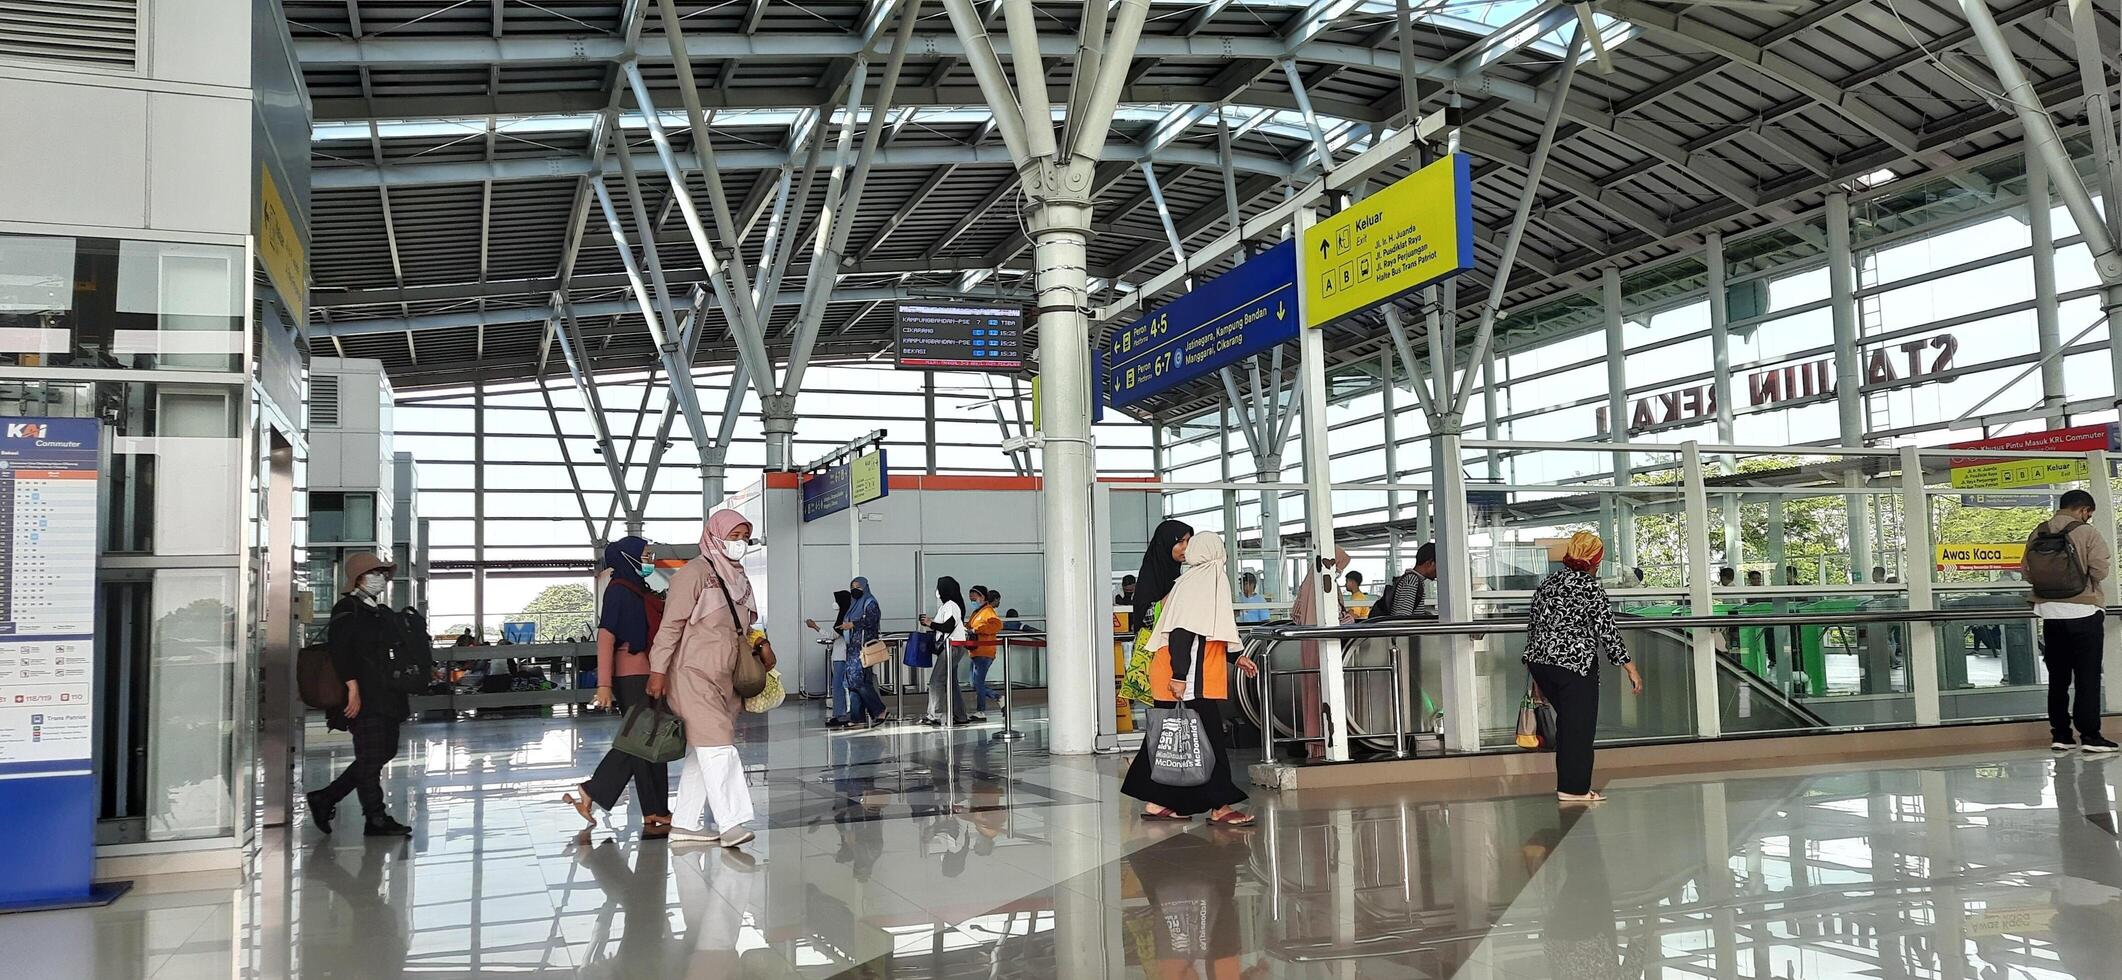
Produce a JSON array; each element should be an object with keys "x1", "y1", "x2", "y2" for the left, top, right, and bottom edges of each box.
[
  {"x1": 1106, "y1": 239, "x2": 1299, "y2": 408},
  {"x1": 0, "y1": 417, "x2": 122, "y2": 910},
  {"x1": 802, "y1": 448, "x2": 889, "y2": 523}
]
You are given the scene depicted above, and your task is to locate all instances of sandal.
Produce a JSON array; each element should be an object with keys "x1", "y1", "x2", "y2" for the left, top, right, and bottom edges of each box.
[
  {"x1": 1207, "y1": 809, "x2": 1256, "y2": 827},
  {"x1": 562, "y1": 785, "x2": 595, "y2": 824},
  {"x1": 1557, "y1": 791, "x2": 1607, "y2": 804},
  {"x1": 1140, "y1": 807, "x2": 1190, "y2": 822},
  {"x1": 641, "y1": 815, "x2": 672, "y2": 840}
]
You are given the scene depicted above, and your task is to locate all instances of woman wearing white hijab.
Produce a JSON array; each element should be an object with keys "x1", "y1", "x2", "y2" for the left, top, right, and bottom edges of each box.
[{"x1": 1120, "y1": 531, "x2": 1259, "y2": 825}]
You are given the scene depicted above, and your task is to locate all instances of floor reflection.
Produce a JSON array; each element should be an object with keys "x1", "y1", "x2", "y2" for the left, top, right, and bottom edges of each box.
[{"x1": 30, "y1": 705, "x2": 2122, "y2": 978}]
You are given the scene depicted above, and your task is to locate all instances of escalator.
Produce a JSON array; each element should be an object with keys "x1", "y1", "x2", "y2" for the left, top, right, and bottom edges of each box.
[{"x1": 1626, "y1": 621, "x2": 1829, "y2": 733}]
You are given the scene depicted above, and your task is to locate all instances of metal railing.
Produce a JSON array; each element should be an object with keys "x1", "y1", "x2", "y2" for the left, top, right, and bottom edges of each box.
[{"x1": 1246, "y1": 605, "x2": 2096, "y2": 762}]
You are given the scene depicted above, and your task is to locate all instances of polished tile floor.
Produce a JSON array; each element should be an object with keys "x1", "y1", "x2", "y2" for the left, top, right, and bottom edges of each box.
[{"x1": 12, "y1": 702, "x2": 2122, "y2": 977}]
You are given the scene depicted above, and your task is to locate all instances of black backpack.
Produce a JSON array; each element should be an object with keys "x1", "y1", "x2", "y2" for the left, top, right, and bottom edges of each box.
[
  {"x1": 384, "y1": 609, "x2": 437, "y2": 695},
  {"x1": 2026, "y1": 520, "x2": 2092, "y2": 600}
]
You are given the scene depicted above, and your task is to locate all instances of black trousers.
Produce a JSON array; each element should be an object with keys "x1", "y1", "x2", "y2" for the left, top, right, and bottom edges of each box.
[
  {"x1": 583, "y1": 674, "x2": 671, "y2": 816},
  {"x1": 1528, "y1": 661, "x2": 1601, "y2": 796},
  {"x1": 2044, "y1": 612, "x2": 2106, "y2": 742},
  {"x1": 317, "y1": 712, "x2": 403, "y2": 819}
]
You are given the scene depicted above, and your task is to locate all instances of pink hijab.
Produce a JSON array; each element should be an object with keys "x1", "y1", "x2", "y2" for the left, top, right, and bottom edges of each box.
[{"x1": 693, "y1": 509, "x2": 757, "y2": 627}]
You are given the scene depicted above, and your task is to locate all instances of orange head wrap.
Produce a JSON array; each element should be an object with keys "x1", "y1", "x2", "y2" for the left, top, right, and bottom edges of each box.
[{"x1": 1561, "y1": 530, "x2": 1605, "y2": 572}]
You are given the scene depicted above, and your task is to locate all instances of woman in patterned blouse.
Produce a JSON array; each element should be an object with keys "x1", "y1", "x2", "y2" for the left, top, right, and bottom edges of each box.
[{"x1": 1524, "y1": 531, "x2": 1644, "y2": 803}]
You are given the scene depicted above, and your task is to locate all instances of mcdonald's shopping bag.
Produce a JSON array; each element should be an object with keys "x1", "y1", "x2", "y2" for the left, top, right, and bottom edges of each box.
[{"x1": 1147, "y1": 705, "x2": 1215, "y2": 788}]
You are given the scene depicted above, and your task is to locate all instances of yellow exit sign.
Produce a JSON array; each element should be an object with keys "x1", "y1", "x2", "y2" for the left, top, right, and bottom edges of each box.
[{"x1": 1300, "y1": 153, "x2": 1475, "y2": 330}]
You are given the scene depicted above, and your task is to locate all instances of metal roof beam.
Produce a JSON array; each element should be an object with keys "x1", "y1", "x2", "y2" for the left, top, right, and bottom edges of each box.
[
  {"x1": 1601, "y1": 0, "x2": 1921, "y2": 155},
  {"x1": 313, "y1": 141, "x2": 1293, "y2": 190},
  {"x1": 311, "y1": 283, "x2": 1008, "y2": 339}
]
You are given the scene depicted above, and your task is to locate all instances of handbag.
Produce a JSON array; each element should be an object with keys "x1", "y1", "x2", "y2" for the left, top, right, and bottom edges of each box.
[
  {"x1": 710, "y1": 574, "x2": 771, "y2": 699},
  {"x1": 743, "y1": 669, "x2": 785, "y2": 713},
  {"x1": 1515, "y1": 677, "x2": 1558, "y2": 752},
  {"x1": 613, "y1": 699, "x2": 687, "y2": 763},
  {"x1": 1146, "y1": 704, "x2": 1216, "y2": 787},
  {"x1": 859, "y1": 639, "x2": 890, "y2": 667},
  {"x1": 902, "y1": 631, "x2": 935, "y2": 669}
]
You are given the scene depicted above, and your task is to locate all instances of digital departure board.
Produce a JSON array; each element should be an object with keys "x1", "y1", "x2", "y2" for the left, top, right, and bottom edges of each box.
[{"x1": 894, "y1": 301, "x2": 1025, "y2": 371}]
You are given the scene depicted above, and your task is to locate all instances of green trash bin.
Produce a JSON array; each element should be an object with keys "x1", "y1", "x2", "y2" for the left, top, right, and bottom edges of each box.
[{"x1": 1795, "y1": 598, "x2": 1868, "y2": 696}]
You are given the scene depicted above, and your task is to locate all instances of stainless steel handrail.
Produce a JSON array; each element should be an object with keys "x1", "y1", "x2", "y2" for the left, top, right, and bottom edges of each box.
[
  {"x1": 1260, "y1": 604, "x2": 2104, "y2": 641},
  {"x1": 1249, "y1": 605, "x2": 2085, "y2": 761}
]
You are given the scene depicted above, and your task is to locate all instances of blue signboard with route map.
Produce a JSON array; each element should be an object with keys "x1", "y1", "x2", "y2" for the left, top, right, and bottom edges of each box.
[{"x1": 1105, "y1": 240, "x2": 1298, "y2": 408}]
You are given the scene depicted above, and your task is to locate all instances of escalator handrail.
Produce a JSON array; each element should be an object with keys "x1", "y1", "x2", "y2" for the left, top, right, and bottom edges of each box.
[{"x1": 1260, "y1": 604, "x2": 2091, "y2": 641}]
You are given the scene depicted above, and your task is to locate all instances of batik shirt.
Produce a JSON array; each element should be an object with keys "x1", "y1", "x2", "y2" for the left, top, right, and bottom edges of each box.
[{"x1": 1522, "y1": 569, "x2": 1630, "y2": 676}]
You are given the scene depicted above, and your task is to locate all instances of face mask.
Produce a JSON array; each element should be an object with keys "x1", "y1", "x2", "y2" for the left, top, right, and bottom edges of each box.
[
  {"x1": 358, "y1": 572, "x2": 389, "y2": 598},
  {"x1": 722, "y1": 539, "x2": 750, "y2": 561},
  {"x1": 640, "y1": 562, "x2": 671, "y2": 591}
]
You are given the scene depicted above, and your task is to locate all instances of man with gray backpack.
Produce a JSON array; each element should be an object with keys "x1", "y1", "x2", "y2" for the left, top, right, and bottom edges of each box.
[{"x1": 2022, "y1": 489, "x2": 2117, "y2": 753}]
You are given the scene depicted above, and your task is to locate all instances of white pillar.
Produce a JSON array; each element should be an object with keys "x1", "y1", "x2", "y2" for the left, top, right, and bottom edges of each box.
[
  {"x1": 1899, "y1": 446, "x2": 1940, "y2": 725},
  {"x1": 2094, "y1": 449, "x2": 2122, "y2": 714},
  {"x1": 1029, "y1": 194, "x2": 1100, "y2": 755},
  {"x1": 1603, "y1": 267, "x2": 1633, "y2": 567},
  {"x1": 1295, "y1": 205, "x2": 1350, "y2": 762},
  {"x1": 1683, "y1": 443, "x2": 1721, "y2": 737},
  {"x1": 2029, "y1": 158, "x2": 2066, "y2": 425},
  {"x1": 1828, "y1": 191, "x2": 1872, "y2": 582},
  {"x1": 1382, "y1": 349, "x2": 1402, "y2": 572},
  {"x1": 1434, "y1": 433, "x2": 1481, "y2": 752}
]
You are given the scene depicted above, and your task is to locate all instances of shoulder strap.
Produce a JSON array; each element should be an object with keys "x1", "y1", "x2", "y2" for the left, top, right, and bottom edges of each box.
[{"x1": 708, "y1": 571, "x2": 750, "y2": 633}]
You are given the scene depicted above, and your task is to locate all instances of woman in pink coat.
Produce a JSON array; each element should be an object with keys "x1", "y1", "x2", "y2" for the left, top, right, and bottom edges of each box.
[{"x1": 648, "y1": 509, "x2": 772, "y2": 848}]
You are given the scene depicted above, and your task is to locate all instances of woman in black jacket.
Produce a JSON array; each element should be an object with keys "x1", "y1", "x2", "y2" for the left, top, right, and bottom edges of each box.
[{"x1": 306, "y1": 552, "x2": 416, "y2": 837}]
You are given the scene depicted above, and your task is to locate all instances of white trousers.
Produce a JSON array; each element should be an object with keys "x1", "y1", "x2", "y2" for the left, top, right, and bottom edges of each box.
[{"x1": 671, "y1": 744, "x2": 755, "y2": 832}]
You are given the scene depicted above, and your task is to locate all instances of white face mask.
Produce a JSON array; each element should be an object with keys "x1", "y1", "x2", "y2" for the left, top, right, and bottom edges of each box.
[
  {"x1": 721, "y1": 539, "x2": 751, "y2": 561},
  {"x1": 358, "y1": 571, "x2": 389, "y2": 598}
]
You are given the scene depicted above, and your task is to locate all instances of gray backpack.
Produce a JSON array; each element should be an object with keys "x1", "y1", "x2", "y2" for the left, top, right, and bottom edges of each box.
[{"x1": 2026, "y1": 520, "x2": 2092, "y2": 600}]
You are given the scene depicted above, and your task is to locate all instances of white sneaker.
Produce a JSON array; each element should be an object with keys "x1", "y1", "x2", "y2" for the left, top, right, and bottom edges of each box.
[
  {"x1": 718, "y1": 825, "x2": 756, "y2": 848},
  {"x1": 669, "y1": 826, "x2": 720, "y2": 844}
]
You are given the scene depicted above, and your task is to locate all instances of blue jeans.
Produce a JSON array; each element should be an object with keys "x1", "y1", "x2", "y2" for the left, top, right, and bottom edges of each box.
[
  {"x1": 969, "y1": 656, "x2": 999, "y2": 712},
  {"x1": 839, "y1": 656, "x2": 886, "y2": 721}
]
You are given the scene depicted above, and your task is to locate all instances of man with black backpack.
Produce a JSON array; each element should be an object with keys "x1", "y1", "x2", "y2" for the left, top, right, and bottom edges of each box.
[
  {"x1": 2022, "y1": 490, "x2": 2117, "y2": 753},
  {"x1": 306, "y1": 552, "x2": 421, "y2": 836}
]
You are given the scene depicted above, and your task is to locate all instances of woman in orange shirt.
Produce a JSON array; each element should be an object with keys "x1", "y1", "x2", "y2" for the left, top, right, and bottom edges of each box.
[{"x1": 966, "y1": 586, "x2": 1004, "y2": 721}]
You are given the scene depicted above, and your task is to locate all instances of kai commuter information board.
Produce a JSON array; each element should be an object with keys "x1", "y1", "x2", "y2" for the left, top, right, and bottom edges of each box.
[
  {"x1": 0, "y1": 417, "x2": 106, "y2": 909},
  {"x1": 1300, "y1": 153, "x2": 1475, "y2": 330}
]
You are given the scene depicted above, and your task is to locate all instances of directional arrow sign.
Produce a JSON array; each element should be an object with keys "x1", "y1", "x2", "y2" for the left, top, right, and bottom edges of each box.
[
  {"x1": 1104, "y1": 239, "x2": 1299, "y2": 408},
  {"x1": 1300, "y1": 152, "x2": 1475, "y2": 330}
]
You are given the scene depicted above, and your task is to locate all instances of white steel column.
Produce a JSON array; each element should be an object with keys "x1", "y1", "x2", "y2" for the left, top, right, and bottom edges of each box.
[
  {"x1": 1681, "y1": 442, "x2": 1720, "y2": 737},
  {"x1": 2092, "y1": 447, "x2": 2122, "y2": 713},
  {"x1": 1602, "y1": 267, "x2": 1632, "y2": 567},
  {"x1": 1294, "y1": 204, "x2": 1350, "y2": 762},
  {"x1": 1706, "y1": 232, "x2": 1735, "y2": 446},
  {"x1": 1828, "y1": 191, "x2": 1872, "y2": 582},
  {"x1": 1898, "y1": 446, "x2": 1940, "y2": 726},
  {"x1": 940, "y1": 0, "x2": 1151, "y2": 755},
  {"x1": 1708, "y1": 231, "x2": 1741, "y2": 570},
  {"x1": 1382, "y1": 349, "x2": 1402, "y2": 571},
  {"x1": 1433, "y1": 432, "x2": 1479, "y2": 752},
  {"x1": 2029, "y1": 159, "x2": 2066, "y2": 425}
]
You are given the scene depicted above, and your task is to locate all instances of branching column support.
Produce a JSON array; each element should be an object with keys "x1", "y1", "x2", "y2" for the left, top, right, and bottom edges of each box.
[
  {"x1": 1962, "y1": 0, "x2": 2122, "y2": 396},
  {"x1": 1451, "y1": 25, "x2": 1583, "y2": 420},
  {"x1": 944, "y1": 0, "x2": 1150, "y2": 755}
]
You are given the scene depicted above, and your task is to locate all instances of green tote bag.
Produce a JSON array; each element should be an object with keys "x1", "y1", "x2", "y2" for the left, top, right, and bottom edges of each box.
[{"x1": 613, "y1": 699, "x2": 687, "y2": 764}]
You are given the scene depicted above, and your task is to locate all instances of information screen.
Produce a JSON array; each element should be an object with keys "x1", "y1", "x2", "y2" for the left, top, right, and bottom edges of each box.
[{"x1": 895, "y1": 301, "x2": 1025, "y2": 370}]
